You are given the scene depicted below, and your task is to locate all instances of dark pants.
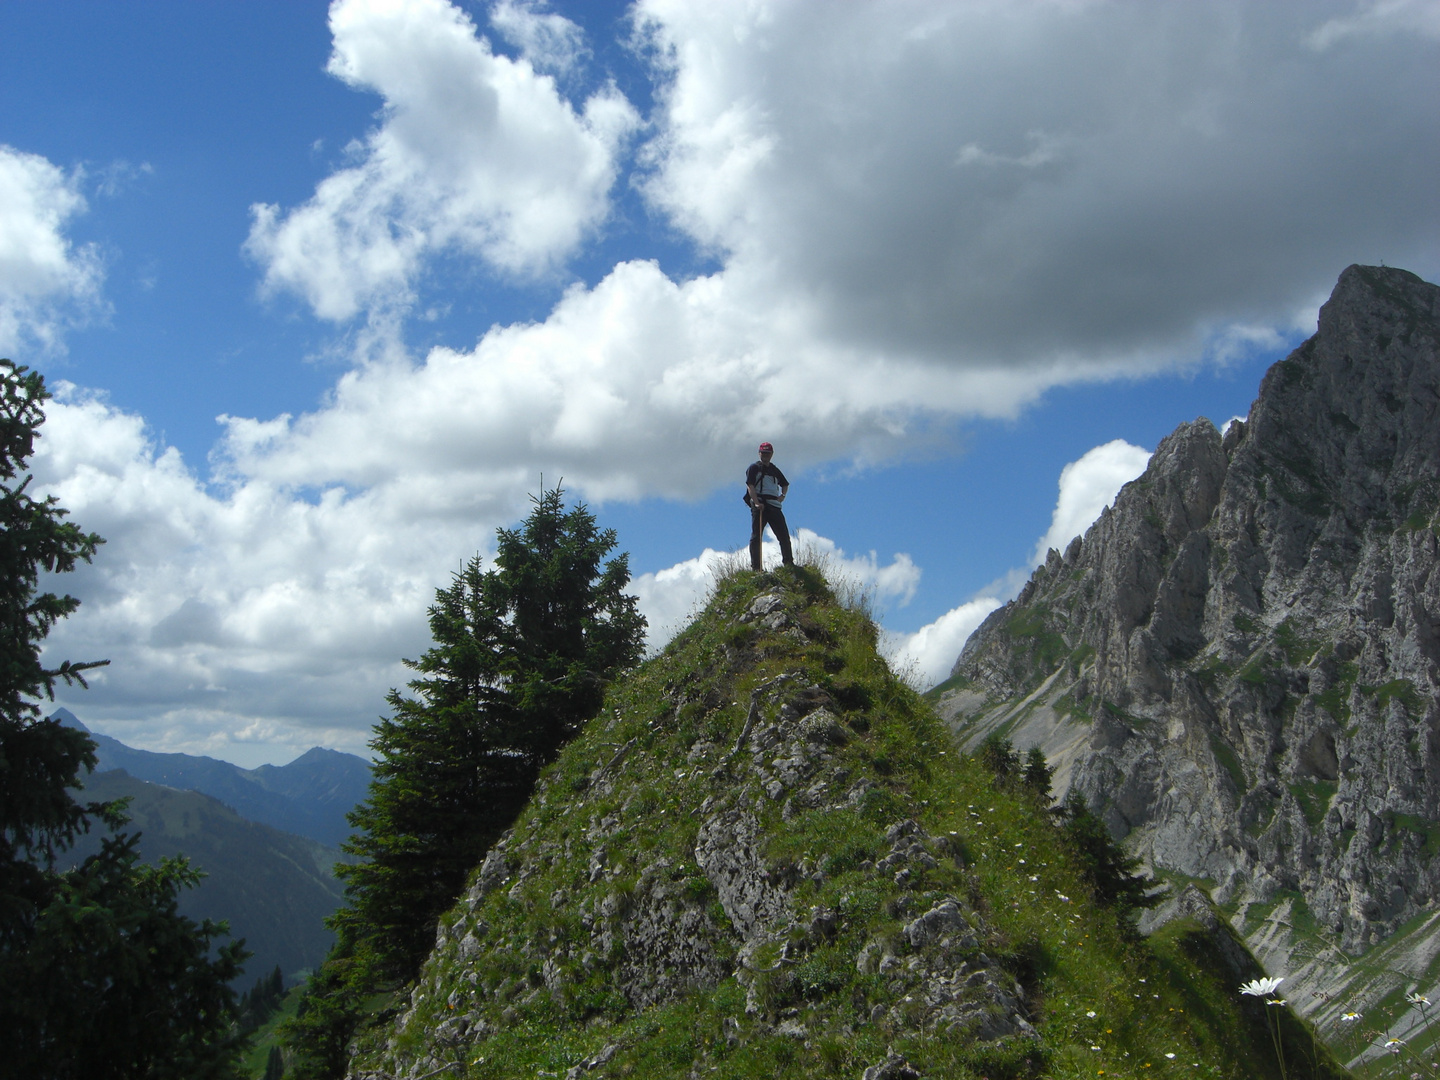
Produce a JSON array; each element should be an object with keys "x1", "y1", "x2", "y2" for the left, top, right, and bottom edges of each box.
[{"x1": 750, "y1": 501, "x2": 793, "y2": 570}]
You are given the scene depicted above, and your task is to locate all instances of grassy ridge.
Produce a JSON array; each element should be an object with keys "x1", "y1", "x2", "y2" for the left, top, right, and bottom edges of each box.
[{"x1": 344, "y1": 566, "x2": 1349, "y2": 1079}]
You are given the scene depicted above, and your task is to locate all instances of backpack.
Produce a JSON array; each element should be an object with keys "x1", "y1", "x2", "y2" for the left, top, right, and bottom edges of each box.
[{"x1": 743, "y1": 461, "x2": 773, "y2": 507}]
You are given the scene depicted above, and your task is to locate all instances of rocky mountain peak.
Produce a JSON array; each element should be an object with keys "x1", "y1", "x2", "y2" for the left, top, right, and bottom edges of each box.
[
  {"x1": 939, "y1": 264, "x2": 1440, "y2": 1053},
  {"x1": 337, "y1": 568, "x2": 1305, "y2": 1079}
]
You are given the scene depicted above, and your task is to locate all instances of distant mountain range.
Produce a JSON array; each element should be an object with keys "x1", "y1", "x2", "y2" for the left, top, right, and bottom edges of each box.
[
  {"x1": 53, "y1": 709, "x2": 372, "y2": 848},
  {"x1": 51, "y1": 710, "x2": 375, "y2": 984},
  {"x1": 62, "y1": 769, "x2": 348, "y2": 984}
]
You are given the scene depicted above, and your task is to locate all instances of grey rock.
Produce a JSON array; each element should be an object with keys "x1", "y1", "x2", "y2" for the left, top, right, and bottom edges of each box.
[
  {"x1": 800, "y1": 707, "x2": 847, "y2": 745},
  {"x1": 467, "y1": 846, "x2": 513, "y2": 902},
  {"x1": 742, "y1": 592, "x2": 788, "y2": 630},
  {"x1": 860, "y1": 1051, "x2": 920, "y2": 1080},
  {"x1": 903, "y1": 900, "x2": 973, "y2": 950},
  {"x1": 855, "y1": 940, "x2": 885, "y2": 975},
  {"x1": 564, "y1": 1041, "x2": 618, "y2": 1080},
  {"x1": 941, "y1": 265, "x2": 1440, "y2": 1040},
  {"x1": 693, "y1": 809, "x2": 790, "y2": 940}
]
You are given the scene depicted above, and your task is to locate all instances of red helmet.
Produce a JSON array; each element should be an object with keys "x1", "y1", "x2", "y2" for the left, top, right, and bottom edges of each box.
[{"x1": 758, "y1": 441, "x2": 774, "y2": 454}]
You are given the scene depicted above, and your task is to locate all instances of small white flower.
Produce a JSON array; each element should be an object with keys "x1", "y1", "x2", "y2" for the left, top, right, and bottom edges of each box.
[
  {"x1": 1086, "y1": 1010, "x2": 1097, "y2": 1018},
  {"x1": 1165, "y1": 1053, "x2": 1176, "y2": 1060},
  {"x1": 1386, "y1": 1038, "x2": 1403, "y2": 1054},
  {"x1": 1240, "y1": 977, "x2": 1284, "y2": 997},
  {"x1": 1266, "y1": 998, "x2": 1286, "y2": 1007},
  {"x1": 1406, "y1": 991, "x2": 1430, "y2": 1006},
  {"x1": 1340, "y1": 1011, "x2": 1361, "y2": 1022}
]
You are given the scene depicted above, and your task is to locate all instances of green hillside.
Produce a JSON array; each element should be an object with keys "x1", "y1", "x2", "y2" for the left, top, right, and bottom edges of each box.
[
  {"x1": 340, "y1": 566, "x2": 1349, "y2": 1079},
  {"x1": 67, "y1": 769, "x2": 347, "y2": 984}
]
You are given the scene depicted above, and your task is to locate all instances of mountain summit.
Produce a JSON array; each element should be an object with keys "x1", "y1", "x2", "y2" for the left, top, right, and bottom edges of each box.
[
  {"x1": 331, "y1": 567, "x2": 1332, "y2": 1079},
  {"x1": 941, "y1": 265, "x2": 1440, "y2": 1048}
]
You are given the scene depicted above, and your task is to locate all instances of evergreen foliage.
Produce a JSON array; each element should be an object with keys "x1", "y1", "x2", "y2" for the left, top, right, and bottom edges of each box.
[
  {"x1": 977, "y1": 730, "x2": 1021, "y2": 782},
  {"x1": 1057, "y1": 790, "x2": 1164, "y2": 921},
  {"x1": 282, "y1": 948, "x2": 369, "y2": 1080},
  {"x1": 284, "y1": 486, "x2": 645, "y2": 1078},
  {"x1": 0, "y1": 359, "x2": 247, "y2": 1079},
  {"x1": 1021, "y1": 745, "x2": 1054, "y2": 798},
  {"x1": 977, "y1": 734, "x2": 1054, "y2": 801},
  {"x1": 238, "y1": 964, "x2": 288, "y2": 1034},
  {"x1": 975, "y1": 734, "x2": 1157, "y2": 921}
]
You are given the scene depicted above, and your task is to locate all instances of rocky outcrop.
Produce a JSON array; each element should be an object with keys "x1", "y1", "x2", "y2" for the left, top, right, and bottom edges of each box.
[
  {"x1": 940, "y1": 265, "x2": 1440, "y2": 1049},
  {"x1": 351, "y1": 576, "x2": 1039, "y2": 1080}
]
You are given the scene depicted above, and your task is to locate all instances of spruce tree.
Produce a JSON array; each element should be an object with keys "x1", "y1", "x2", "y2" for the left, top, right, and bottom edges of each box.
[
  {"x1": 0, "y1": 360, "x2": 247, "y2": 1078},
  {"x1": 286, "y1": 486, "x2": 645, "y2": 1077},
  {"x1": 1058, "y1": 790, "x2": 1163, "y2": 922},
  {"x1": 1022, "y1": 745, "x2": 1055, "y2": 798}
]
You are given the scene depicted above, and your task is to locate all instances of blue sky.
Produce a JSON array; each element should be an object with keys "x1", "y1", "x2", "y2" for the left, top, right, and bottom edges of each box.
[{"x1": 3, "y1": 0, "x2": 1435, "y2": 766}]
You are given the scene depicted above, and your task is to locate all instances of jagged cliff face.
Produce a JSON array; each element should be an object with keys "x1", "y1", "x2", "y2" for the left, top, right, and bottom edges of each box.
[
  {"x1": 943, "y1": 265, "x2": 1440, "y2": 1041},
  {"x1": 340, "y1": 570, "x2": 1307, "y2": 1080}
]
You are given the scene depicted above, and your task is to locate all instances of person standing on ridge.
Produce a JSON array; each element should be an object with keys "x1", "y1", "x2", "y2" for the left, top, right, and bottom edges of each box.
[{"x1": 746, "y1": 441, "x2": 793, "y2": 570}]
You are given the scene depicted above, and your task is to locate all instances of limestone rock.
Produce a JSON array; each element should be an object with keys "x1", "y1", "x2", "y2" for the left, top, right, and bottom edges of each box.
[
  {"x1": 940, "y1": 264, "x2": 1440, "y2": 1043},
  {"x1": 860, "y1": 1051, "x2": 920, "y2": 1080},
  {"x1": 354, "y1": 571, "x2": 1038, "y2": 1080}
]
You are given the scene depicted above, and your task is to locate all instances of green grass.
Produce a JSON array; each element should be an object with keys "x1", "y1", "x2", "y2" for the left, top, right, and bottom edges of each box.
[
  {"x1": 1052, "y1": 690, "x2": 1095, "y2": 723},
  {"x1": 1315, "y1": 662, "x2": 1359, "y2": 724},
  {"x1": 1210, "y1": 737, "x2": 1247, "y2": 793},
  {"x1": 1192, "y1": 654, "x2": 1235, "y2": 692},
  {"x1": 1005, "y1": 604, "x2": 1070, "y2": 676},
  {"x1": 923, "y1": 670, "x2": 973, "y2": 701},
  {"x1": 1239, "y1": 653, "x2": 1275, "y2": 687},
  {"x1": 1276, "y1": 619, "x2": 1322, "y2": 667},
  {"x1": 1383, "y1": 811, "x2": 1440, "y2": 858},
  {"x1": 1359, "y1": 679, "x2": 1423, "y2": 720},
  {"x1": 241, "y1": 988, "x2": 302, "y2": 1078},
  {"x1": 1149, "y1": 917, "x2": 1348, "y2": 1080},
  {"x1": 1067, "y1": 643, "x2": 1096, "y2": 677},
  {"x1": 337, "y1": 568, "x2": 1349, "y2": 1080},
  {"x1": 1289, "y1": 779, "x2": 1339, "y2": 830}
]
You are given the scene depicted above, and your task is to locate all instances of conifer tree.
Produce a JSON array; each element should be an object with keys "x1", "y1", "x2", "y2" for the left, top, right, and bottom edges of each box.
[
  {"x1": 1022, "y1": 745, "x2": 1055, "y2": 798},
  {"x1": 1058, "y1": 790, "x2": 1163, "y2": 922},
  {"x1": 286, "y1": 486, "x2": 645, "y2": 1077},
  {"x1": 0, "y1": 359, "x2": 246, "y2": 1078}
]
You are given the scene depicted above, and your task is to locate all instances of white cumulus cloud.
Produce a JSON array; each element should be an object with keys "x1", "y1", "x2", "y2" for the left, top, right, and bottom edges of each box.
[
  {"x1": 887, "y1": 437, "x2": 1151, "y2": 688},
  {"x1": 29, "y1": 0, "x2": 1440, "y2": 763},
  {"x1": 1307, "y1": 0, "x2": 1440, "y2": 50},
  {"x1": 245, "y1": 0, "x2": 638, "y2": 321},
  {"x1": 636, "y1": 0, "x2": 1439, "y2": 369},
  {"x1": 0, "y1": 145, "x2": 104, "y2": 355},
  {"x1": 34, "y1": 387, "x2": 461, "y2": 764},
  {"x1": 883, "y1": 598, "x2": 1004, "y2": 689},
  {"x1": 1031, "y1": 439, "x2": 1153, "y2": 565},
  {"x1": 490, "y1": 0, "x2": 588, "y2": 74}
]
